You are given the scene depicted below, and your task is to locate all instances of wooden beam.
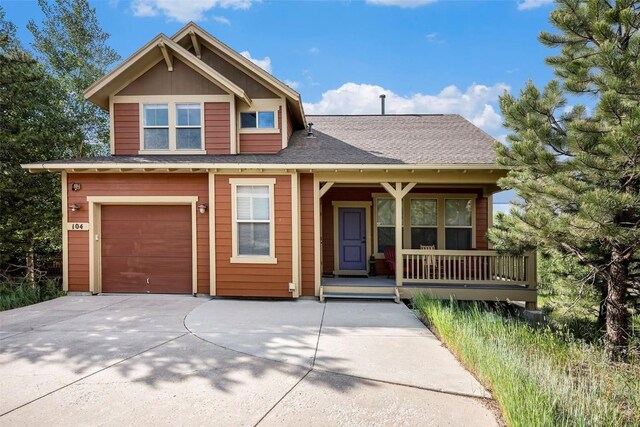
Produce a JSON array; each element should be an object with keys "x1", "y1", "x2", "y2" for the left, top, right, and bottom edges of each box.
[
  {"x1": 319, "y1": 181, "x2": 334, "y2": 198},
  {"x1": 400, "y1": 182, "x2": 417, "y2": 199},
  {"x1": 158, "y1": 42, "x2": 173, "y2": 71},
  {"x1": 394, "y1": 182, "x2": 403, "y2": 287},
  {"x1": 189, "y1": 30, "x2": 201, "y2": 59},
  {"x1": 380, "y1": 182, "x2": 396, "y2": 197}
]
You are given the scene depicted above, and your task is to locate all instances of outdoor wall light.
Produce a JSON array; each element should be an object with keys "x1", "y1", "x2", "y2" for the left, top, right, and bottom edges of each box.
[
  {"x1": 69, "y1": 204, "x2": 81, "y2": 212},
  {"x1": 71, "y1": 182, "x2": 81, "y2": 191},
  {"x1": 198, "y1": 204, "x2": 208, "y2": 214}
]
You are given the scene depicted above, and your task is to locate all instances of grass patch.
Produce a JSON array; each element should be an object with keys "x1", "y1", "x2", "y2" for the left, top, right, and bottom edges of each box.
[
  {"x1": 413, "y1": 295, "x2": 640, "y2": 427},
  {"x1": 0, "y1": 278, "x2": 65, "y2": 311}
]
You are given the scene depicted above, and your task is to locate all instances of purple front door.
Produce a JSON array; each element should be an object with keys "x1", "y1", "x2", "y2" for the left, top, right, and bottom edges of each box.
[{"x1": 338, "y1": 207, "x2": 366, "y2": 271}]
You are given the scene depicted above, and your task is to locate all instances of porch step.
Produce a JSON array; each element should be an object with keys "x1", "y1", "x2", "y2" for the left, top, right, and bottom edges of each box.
[
  {"x1": 320, "y1": 285, "x2": 401, "y2": 303},
  {"x1": 322, "y1": 292, "x2": 397, "y2": 300}
]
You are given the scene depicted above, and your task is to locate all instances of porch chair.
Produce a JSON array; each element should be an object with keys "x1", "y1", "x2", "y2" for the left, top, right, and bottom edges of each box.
[
  {"x1": 420, "y1": 245, "x2": 437, "y2": 279},
  {"x1": 383, "y1": 246, "x2": 395, "y2": 278}
]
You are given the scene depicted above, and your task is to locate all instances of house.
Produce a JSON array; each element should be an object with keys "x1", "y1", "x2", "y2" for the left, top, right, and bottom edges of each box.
[{"x1": 23, "y1": 23, "x2": 537, "y2": 309}]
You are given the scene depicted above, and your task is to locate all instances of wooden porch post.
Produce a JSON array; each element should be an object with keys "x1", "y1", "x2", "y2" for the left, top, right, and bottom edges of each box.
[
  {"x1": 526, "y1": 250, "x2": 538, "y2": 310},
  {"x1": 314, "y1": 179, "x2": 334, "y2": 297},
  {"x1": 381, "y1": 182, "x2": 416, "y2": 287}
]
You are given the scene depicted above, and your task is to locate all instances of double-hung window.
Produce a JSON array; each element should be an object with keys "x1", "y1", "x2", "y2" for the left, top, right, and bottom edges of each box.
[
  {"x1": 410, "y1": 199, "x2": 438, "y2": 248},
  {"x1": 240, "y1": 111, "x2": 275, "y2": 129},
  {"x1": 445, "y1": 199, "x2": 473, "y2": 250},
  {"x1": 231, "y1": 179, "x2": 276, "y2": 263},
  {"x1": 176, "y1": 104, "x2": 201, "y2": 150},
  {"x1": 143, "y1": 104, "x2": 169, "y2": 150},
  {"x1": 375, "y1": 198, "x2": 395, "y2": 253},
  {"x1": 141, "y1": 102, "x2": 203, "y2": 152}
]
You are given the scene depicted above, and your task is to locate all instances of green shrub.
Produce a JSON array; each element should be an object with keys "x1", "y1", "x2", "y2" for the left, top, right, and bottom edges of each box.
[
  {"x1": 0, "y1": 277, "x2": 65, "y2": 311},
  {"x1": 413, "y1": 295, "x2": 639, "y2": 427}
]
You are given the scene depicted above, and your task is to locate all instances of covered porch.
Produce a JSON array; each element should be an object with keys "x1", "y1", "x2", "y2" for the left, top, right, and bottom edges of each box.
[{"x1": 312, "y1": 170, "x2": 537, "y2": 309}]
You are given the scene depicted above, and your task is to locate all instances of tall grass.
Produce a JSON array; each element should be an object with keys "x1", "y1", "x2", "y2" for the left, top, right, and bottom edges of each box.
[
  {"x1": 0, "y1": 278, "x2": 65, "y2": 311},
  {"x1": 413, "y1": 295, "x2": 639, "y2": 427}
]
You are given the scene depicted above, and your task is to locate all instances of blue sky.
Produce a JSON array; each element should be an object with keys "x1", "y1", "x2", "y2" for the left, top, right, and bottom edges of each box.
[{"x1": 4, "y1": 0, "x2": 560, "y2": 203}]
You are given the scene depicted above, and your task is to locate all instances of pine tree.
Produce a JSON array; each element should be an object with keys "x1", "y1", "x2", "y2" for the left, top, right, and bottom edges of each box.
[
  {"x1": 0, "y1": 7, "x2": 75, "y2": 272},
  {"x1": 27, "y1": 0, "x2": 119, "y2": 157},
  {"x1": 490, "y1": 0, "x2": 640, "y2": 360}
]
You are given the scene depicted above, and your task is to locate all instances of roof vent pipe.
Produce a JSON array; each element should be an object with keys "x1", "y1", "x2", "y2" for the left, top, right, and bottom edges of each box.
[
  {"x1": 307, "y1": 122, "x2": 314, "y2": 137},
  {"x1": 379, "y1": 94, "x2": 386, "y2": 115}
]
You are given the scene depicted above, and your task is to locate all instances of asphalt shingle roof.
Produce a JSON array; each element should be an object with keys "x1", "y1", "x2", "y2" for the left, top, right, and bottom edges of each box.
[{"x1": 38, "y1": 114, "x2": 498, "y2": 166}]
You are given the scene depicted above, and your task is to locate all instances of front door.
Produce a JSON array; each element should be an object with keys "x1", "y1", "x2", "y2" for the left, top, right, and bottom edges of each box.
[{"x1": 338, "y1": 207, "x2": 367, "y2": 272}]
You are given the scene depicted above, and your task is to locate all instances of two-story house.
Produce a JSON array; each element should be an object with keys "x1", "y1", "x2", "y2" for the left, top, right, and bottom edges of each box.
[{"x1": 24, "y1": 22, "x2": 537, "y2": 309}]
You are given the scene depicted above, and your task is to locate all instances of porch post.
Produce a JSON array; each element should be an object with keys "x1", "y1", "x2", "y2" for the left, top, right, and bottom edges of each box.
[
  {"x1": 314, "y1": 178, "x2": 334, "y2": 297},
  {"x1": 394, "y1": 183, "x2": 403, "y2": 287}
]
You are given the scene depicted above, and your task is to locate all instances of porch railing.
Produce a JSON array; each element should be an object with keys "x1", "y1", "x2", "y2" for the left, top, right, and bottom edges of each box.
[{"x1": 401, "y1": 249, "x2": 536, "y2": 287}]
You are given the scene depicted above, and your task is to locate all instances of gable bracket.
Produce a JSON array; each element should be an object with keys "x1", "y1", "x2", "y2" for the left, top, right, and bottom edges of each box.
[
  {"x1": 189, "y1": 30, "x2": 201, "y2": 59},
  {"x1": 158, "y1": 42, "x2": 173, "y2": 72}
]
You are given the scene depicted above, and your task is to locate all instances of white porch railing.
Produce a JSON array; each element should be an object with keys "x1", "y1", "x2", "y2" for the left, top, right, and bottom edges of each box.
[{"x1": 401, "y1": 249, "x2": 536, "y2": 286}]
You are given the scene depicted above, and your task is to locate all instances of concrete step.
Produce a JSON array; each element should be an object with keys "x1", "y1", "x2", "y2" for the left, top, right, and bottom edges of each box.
[
  {"x1": 322, "y1": 292, "x2": 397, "y2": 300},
  {"x1": 321, "y1": 285, "x2": 396, "y2": 294}
]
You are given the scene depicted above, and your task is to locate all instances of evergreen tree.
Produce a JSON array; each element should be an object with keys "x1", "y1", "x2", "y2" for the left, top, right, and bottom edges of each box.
[
  {"x1": 0, "y1": 7, "x2": 75, "y2": 271},
  {"x1": 490, "y1": 0, "x2": 640, "y2": 360},
  {"x1": 27, "y1": 0, "x2": 119, "y2": 157}
]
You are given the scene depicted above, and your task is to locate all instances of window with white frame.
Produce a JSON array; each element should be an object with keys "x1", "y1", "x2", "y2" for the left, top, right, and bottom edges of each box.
[
  {"x1": 143, "y1": 104, "x2": 169, "y2": 150},
  {"x1": 141, "y1": 102, "x2": 203, "y2": 152},
  {"x1": 410, "y1": 199, "x2": 438, "y2": 248},
  {"x1": 445, "y1": 199, "x2": 473, "y2": 250},
  {"x1": 240, "y1": 111, "x2": 275, "y2": 129},
  {"x1": 376, "y1": 198, "x2": 395, "y2": 253},
  {"x1": 235, "y1": 185, "x2": 271, "y2": 257},
  {"x1": 175, "y1": 104, "x2": 201, "y2": 150}
]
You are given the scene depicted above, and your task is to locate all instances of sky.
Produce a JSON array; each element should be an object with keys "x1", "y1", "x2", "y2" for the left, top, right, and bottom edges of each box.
[{"x1": 3, "y1": 0, "x2": 561, "y2": 204}]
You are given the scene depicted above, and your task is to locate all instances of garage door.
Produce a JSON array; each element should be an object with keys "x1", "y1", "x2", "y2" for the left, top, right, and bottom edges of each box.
[{"x1": 101, "y1": 205, "x2": 192, "y2": 294}]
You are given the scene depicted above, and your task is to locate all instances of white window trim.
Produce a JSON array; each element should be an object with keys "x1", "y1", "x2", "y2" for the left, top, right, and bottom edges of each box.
[
  {"x1": 238, "y1": 99, "x2": 281, "y2": 135},
  {"x1": 239, "y1": 110, "x2": 279, "y2": 134},
  {"x1": 139, "y1": 101, "x2": 205, "y2": 154},
  {"x1": 230, "y1": 178, "x2": 277, "y2": 264},
  {"x1": 408, "y1": 197, "x2": 439, "y2": 249},
  {"x1": 443, "y1": 197, "x2": 476, "y2": 250}
]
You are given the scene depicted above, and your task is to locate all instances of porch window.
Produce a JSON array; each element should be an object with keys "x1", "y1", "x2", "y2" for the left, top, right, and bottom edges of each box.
[
  {"x1": 230, "y1": 178, "x2": 277, "y2": 264},
  {"x1": 445, "y1": 199, "x2": 473, "y2": 250},
  {"x1": 376, "y1": 198, "x2": 395, "y2": 253},
  {"x1": 175, "y1": 104, "x2": 201, "y2": 150},
  {"x1": 410, "y1": 199, "x2": 437, "y2": 248},
  {"x1": 143, "y1": 104, "x2": 169, "y2": 149}
]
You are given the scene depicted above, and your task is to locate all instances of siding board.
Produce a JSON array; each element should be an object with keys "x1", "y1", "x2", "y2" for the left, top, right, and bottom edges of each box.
[{"x1": 113, "y1": 103, "x2": 139, "y2": 155}]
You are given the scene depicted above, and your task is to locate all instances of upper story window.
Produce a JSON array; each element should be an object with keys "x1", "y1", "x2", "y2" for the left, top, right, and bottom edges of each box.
[
  {"x1": 176, "y1": 104, "x2": 201, "y2": 150},
  {"x1": 240, "y1": 111, "x2": 275, "y2": 129},
  {"x1": 143, "y1": 104, "x2": 169, "y2": 150},
  {"x1": 141, "y1": 102, "x2": 203, "y2": 153}
]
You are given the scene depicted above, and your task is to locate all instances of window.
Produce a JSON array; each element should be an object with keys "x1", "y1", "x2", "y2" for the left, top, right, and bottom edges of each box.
[
  {"x1": 410, "y1": 199, "x2": 437, "y2": 248},
  {"x1": 445, "y1": 199, "x2": 473, "y2": 250},
  {"x1": 176, "y1": 104, "x2": 201, "y2": 150},
  {"x1": 141, "y1": 101, "x2": 203, "y2": 152},
  {"x1": 143, "y1": 104, "x2": 169, "y2": 149},
  {"x1": 240, "y1": 111, "x2": 275, "y2": 129},
  {"x1": 376, "y1": 198, "x2": 395, "y2": 253},
  {"x1": 230, "y1": 178, "x2": 277, "y2": 263}
]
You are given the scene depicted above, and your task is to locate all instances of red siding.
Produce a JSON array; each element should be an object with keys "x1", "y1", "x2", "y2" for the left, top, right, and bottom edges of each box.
[
  {"x1": 66, "y1": 173, "x2": 209, "y2": 294},
  {"x1": 204, "y1": 102, "x2": 231, "y2": 154},
  {"x1": 299, "y1": 174, "x2": 315, "y2": 296},
  {"x1": 215, "y1": 175, "x2": 293, "y2": 297},
  {"x1": 475, "y1": 197, "x2": 489, "y2": 250},
  {"x1": 286, "y1": 106, "x2": 294, "y2": 142},
  {"x1": 238, "y1": 108, "x2": 282, "y2": 154},
  {"x1": 113, "y1": 103, "x2": 139, "y2": 155}
]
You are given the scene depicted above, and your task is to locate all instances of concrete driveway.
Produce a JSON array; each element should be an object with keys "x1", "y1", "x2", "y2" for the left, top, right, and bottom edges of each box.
[{"x1": 0, "y1": 295, "x2": 498, "y2": 426}]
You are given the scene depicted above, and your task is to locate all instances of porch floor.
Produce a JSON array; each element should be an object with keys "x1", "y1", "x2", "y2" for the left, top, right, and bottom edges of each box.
[{"x1": 321, "y1": 277, "x2": 396, "y2": 287}]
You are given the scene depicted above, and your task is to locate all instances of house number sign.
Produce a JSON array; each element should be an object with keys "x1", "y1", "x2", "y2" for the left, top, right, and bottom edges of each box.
[{"x1": 67, "y1": 223, "x2": 90, "y2": 231}]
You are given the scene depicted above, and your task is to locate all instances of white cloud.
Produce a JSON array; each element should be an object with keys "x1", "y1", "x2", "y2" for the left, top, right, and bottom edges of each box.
[
  {"x1": 303, "y1": 82, "x2": 509, "y2": 133},
  {"x1": 239, "y1": 51, "x2": 272, "y2": 73},
  {"x1": 131, "y1": 0, "x2": 253, "y2": 22},
  {"x1": 366, "y1": 0, "x2": 437, "y2": 7},
  {"x1": 517, "y1": 0, "x2": 553, "y2": 10},
  {"x1": 308, "y1": 47, "x2": 320, "y2": 54},
  {"x1": 284, "y1": 80, "x2": 300, "y2": 90},
  {"x1": 425, "y1": 32, "x2": 444, "y2": 44},
  {"x1": 212, "y1": 15, "x2": 231, "y2": 25}
]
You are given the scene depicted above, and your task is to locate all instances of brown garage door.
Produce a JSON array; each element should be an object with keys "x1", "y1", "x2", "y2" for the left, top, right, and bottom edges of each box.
[{"x1": 101, "y1": 205, "x2": 192, "y2": 294}]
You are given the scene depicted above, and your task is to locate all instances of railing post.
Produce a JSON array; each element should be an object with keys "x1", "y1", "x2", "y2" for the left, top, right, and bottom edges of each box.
[{"x1": 526, "y1": 250, "x2": 537, "y2": 288}]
